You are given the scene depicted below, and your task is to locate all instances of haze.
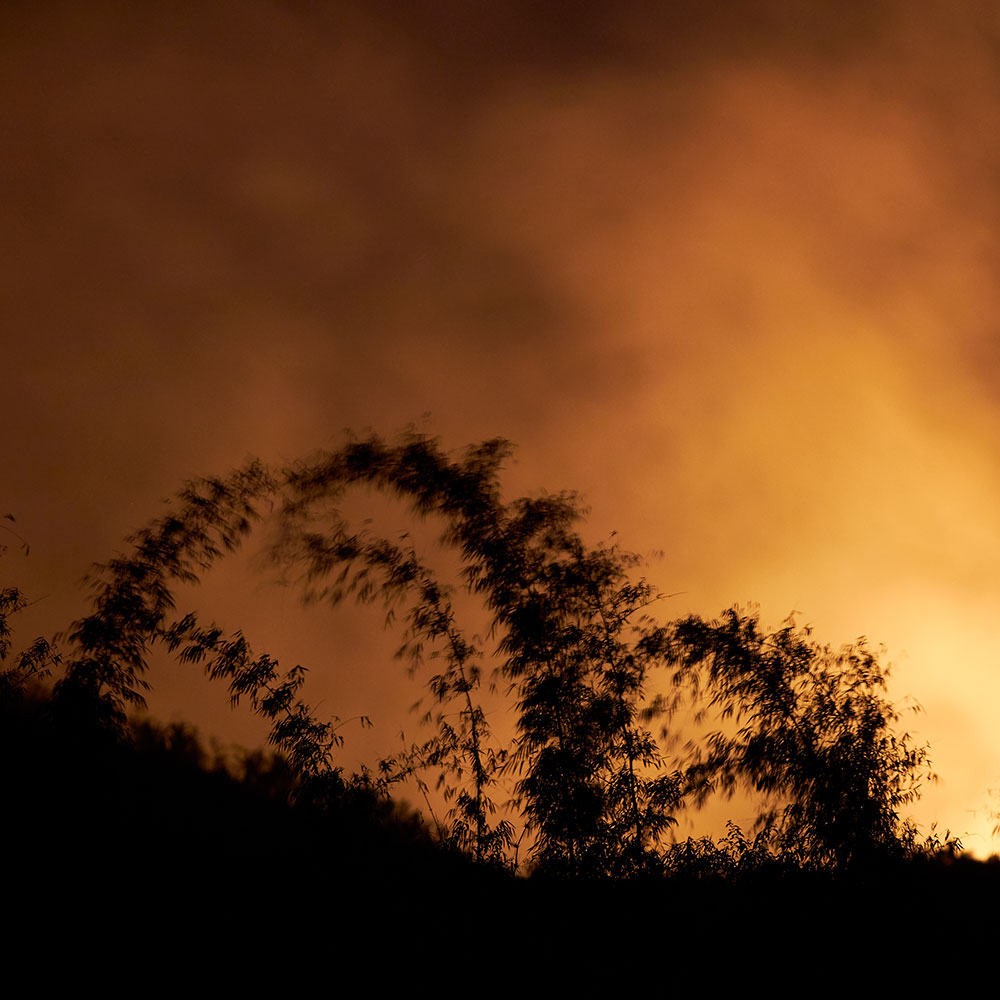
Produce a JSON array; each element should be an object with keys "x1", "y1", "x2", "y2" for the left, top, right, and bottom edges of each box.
[{"x1": 4, "y1": 1, "x2": 1000, "y2": 854}]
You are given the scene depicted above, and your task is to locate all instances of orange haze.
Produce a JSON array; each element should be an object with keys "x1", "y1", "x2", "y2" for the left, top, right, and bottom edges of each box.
[{"x1": 4, "y1": 1, "x2": 1000, "y2": 854}]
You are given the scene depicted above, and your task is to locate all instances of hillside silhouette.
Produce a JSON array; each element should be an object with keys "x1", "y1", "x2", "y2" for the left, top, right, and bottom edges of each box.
[
  {"x1": 3, "y1": 677, "x2": 999, "y2": 971},
  {"x1": 2, "y1": 681, "x2": 491, "y2": 894}
]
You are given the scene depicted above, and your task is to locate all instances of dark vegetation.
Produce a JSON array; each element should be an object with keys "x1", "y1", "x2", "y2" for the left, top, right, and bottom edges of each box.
[{"x1": 3, "y1": 436, "x2": 999, "y2": 943}]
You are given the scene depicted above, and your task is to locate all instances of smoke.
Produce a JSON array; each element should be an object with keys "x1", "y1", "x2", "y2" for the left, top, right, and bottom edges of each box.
[{"x1": 4, "y1": 0, "x2": 1000, "y2": 850}]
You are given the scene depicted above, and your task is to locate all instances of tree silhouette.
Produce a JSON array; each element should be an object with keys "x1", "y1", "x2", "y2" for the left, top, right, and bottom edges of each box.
[
  {"x1": 56, "y1": 462, "x2": 276, "y2": 737},
  {"x1": 1, "y1": 515, "x2": 60, "y2": 702},
  {"x1": 271, "y1": 433, "x2": 684, "y2": 874},
  {"x1": 660, "y1": 608, "x2": 935, "y2": 870},
  {"x1": 51, "y1": 431, "x2": 940, "y2": 876}
]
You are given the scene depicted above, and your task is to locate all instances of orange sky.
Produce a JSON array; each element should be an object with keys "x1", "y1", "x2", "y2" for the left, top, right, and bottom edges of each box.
[{"x1": 4, "y1": 0, "x2": 1000, "y2": 855}]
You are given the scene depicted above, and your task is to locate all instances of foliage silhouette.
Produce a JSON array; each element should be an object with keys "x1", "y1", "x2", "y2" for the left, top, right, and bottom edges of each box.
[
  {"x1": 1, "y1": 516, "x2": 60, "y2": 704},
  {"x1": 271, "y1": 433, "x2": 684, "y2": 875},
  {"x1": 45, "y1": 430, "x2": 946, "y2": 877},
  {"x1": 56, "y1": 462, "x2": 277, "y2": 737},
  {"x1": 2, "y1": 523, "x2": 480, "y2": 887},
  {"x1": 659, "y1": 608, "x2": 935, "y2": 870}
]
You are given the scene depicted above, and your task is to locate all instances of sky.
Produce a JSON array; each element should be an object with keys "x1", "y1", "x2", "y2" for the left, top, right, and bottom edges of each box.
[{"x1": 4, "y1": 0, "x2": 1000, "y2": 854}]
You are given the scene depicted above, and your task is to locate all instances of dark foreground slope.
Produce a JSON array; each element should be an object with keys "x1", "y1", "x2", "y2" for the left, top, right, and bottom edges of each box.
[
  {"x1": 1, "y1": 685, "x2": 494, "y2": 893},
  {"x1": 3, "y1": 684, "x2": 997, "y2": 983}
]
